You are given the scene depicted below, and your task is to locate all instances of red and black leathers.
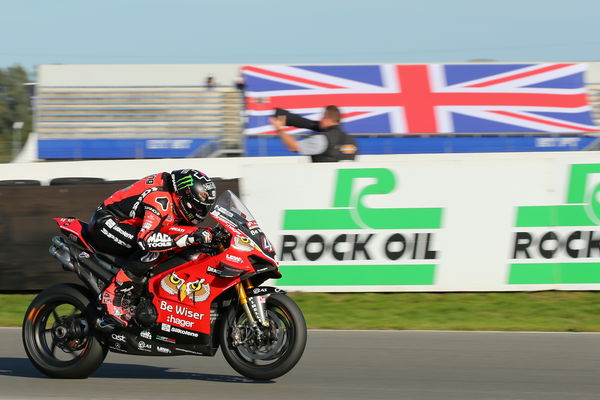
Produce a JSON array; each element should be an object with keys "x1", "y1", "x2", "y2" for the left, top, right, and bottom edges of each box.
[
  {"x1": 90, "y1": 172, "x2": 209, "y2": 263},
  {"x1": 91, "y1": 171, "x2": 214, "y2": 326}
]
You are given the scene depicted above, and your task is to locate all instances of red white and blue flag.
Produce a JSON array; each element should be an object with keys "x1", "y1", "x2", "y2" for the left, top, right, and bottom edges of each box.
[{"x1": 242, "y1": 63, "x2": 598, "y2": 134}]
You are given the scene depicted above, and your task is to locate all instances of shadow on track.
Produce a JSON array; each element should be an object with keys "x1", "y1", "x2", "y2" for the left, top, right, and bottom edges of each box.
[{"x1": 0, "y1": 357, "x2": 273, "y2": 384}]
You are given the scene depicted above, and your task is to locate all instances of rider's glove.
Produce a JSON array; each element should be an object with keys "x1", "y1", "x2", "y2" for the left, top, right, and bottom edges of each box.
[{"x1": 189, "y1": 227, "x2": 213, "y2": 245}]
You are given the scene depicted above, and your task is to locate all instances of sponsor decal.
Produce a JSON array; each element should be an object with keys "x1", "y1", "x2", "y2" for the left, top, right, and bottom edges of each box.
[
  {"x1": 225, "y1": 254, "x2": 243, "y2": 264},
  {"x1": 110, "y1": 344, "x2": 127, "y2": 353},
  {"x1": 160, "y1": 272, "x2": 210, "y2": 303},
  {"x1": 166, "y1": 315, "x2": 194, "y2": 328},
  {"x1": 144, "y1": 206, "x2": 161, "y2": 217},
  {"x1": 212, "y1": 208, "x2": 238, "y2": 228},
  {"x1": 140, "y1": 330, "x2": 151, "y2": 340},
  {"x1": 250, "y1": 287, "x2": 284, "y2": 296},
  {"x1": 169, "y1": 326, "x2": 199, "y2": 338},
  {"x1": 156, "y1": 346, "x2": 172, "y2": 354},
  {"x1": 174, "y1": 347, "x2": 203, "y2": 355},
  {"x1": 203, "y1": 181, "x2": 216, "y2": 192},
  {"x1": 279, "y1": 168, "x2": 443, "y2": 286},
  {"x1": 214, "y1": 205, "x2": 234, "y2": 218},
  {"x1": 199, "y1": 230, "x2": 212, "y2": 243},
  {"x1": 104, "y1": 219, "x2": 134, "y2": 240},
  {"x1": 175, "y1": 175, "x2": 194, "y2": 190},
  {"x1": 160, "y1": 301, "x2": 204, "y2": 329},
  {"x1": 142, "y1": 221, "x2": 153, "y2": 231},
  {"x1": 78, "y1": 252, "x2": 90, "y2": 259},
  {"x1": 510, "y1": 164, "x2": 600, "y2": 284},
  {"x1": 100, "y1": 228, "x2": 133, "y2": 248},
  {"x1": 147, "y1": 232, "x2": 173, "y2": 248},
  {"x1": 156, "y1": 335, "x2": 176, "y2": 344},
  {"x1": 147, "y1": 139, "x2": 192, "y2": 150},
  {"x1": 206, "y1": 266, "x2": 220, "y2": 276},
  {"x1": 137, "y1": 341, "x2": 152, "y2": 352},
  {"x1": 111, "y1": 333, "x2": 126, "y2": 342},
  {"x1": 161, "y1": 323, "x2": 171, "y2": 332},
  {"x1": 247, "y1": 220, "x2": 259, "y2": 230}
]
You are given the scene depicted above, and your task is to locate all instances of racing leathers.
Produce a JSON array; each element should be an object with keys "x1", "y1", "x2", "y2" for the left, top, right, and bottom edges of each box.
[{"x1": 90, "y1": 171, "x2": 213, "y2": 326}]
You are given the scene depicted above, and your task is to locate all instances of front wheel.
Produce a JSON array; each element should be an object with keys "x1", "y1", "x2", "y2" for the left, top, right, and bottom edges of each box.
[
  {"x1": 220, "y1": 294, "x2": 307, "y2": 380},
  {"x1": 22, "y1": 283, "x2": 108, "y2": 378}
]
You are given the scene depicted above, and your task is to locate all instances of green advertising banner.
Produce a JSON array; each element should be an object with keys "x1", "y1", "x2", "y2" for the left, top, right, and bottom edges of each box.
[
  {"x1": 511, "y1": 164, "x2": 600, "y2": 285},
  {"x1": 243, "y1": 155, "x2": 600, "y2": 292}
]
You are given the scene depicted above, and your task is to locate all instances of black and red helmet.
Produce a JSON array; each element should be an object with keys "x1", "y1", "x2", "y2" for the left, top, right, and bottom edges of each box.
[{"x1": 170, "y1": 169, "x2": 216, "y2": 224}]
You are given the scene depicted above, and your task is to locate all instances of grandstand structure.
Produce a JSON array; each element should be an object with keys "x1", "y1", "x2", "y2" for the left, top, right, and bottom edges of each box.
[
  {"x1": 34, "y1": 84, "x2": 245, "y2": 158},
  {"x1": 32, "y1": 64, "x2": 245, "y2": 159},
  {"x1": 28, "y1": 63, "x2": 600, "y2": 160}
]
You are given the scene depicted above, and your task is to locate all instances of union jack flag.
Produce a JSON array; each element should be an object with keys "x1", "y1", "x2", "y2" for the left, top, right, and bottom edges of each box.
[{"x1": 242, "y1": 63, "x2": 598, "y2": 134}]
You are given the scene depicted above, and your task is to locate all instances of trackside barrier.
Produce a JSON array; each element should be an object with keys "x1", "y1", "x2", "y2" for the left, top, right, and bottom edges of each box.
[
  {"x1": 0, "y1": 179, "x2": 238, "y2": 291},
  {"x1": 5, "y1": 153, "x2": 600, "y2": 292},
  {"x1": 240, "y1": 152, "x2": 600, "y2": 292}
]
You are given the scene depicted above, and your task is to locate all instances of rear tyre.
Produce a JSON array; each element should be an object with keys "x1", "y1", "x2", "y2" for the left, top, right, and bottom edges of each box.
[
  {"x1": 220, "y1": 294, "x2": 307, "y2": 380},
  {"x1": 22, "y1": 283, "x2": 108, "y2": 378}
]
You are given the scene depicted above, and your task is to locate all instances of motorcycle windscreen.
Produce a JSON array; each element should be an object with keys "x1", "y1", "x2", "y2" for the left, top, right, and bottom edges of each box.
[{"x1": 211, "y1": 190, "x2": 276, "y2": 261}]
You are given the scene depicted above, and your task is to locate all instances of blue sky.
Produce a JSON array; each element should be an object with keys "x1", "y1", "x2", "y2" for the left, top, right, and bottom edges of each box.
[{"x1": 1, "y1": 0, "x2": 599, "y2": 72}]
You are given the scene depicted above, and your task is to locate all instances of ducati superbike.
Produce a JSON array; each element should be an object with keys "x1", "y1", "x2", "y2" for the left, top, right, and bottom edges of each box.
[{"x1": 22, "y1": 190, "x2": 307, "y2": 380}]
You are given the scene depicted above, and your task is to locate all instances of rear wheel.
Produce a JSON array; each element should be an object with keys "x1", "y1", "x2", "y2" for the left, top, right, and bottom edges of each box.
[
  {"x1": 220, "y1": 294, "x2": 307, "y2": 380},
  {"x1": 22, "y1": 284, "x2": 107, "y2": 378}
]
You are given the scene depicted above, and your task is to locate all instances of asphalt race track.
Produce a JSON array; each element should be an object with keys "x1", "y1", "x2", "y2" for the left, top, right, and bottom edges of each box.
[{"x1": 1, "y1": 328, "x2": 600, "y2": 400}]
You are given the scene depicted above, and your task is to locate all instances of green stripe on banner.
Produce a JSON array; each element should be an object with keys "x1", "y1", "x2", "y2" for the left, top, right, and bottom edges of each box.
[
  {"x1": 277, "y1": 264, "x2": 436, "y2": 286},
  {"x1": 509, "y1": 263, "x2": 600, "y2": 284},
  {"x1": 515, "y1": 205, "x2": 594, "y2": 227},
  {"x1": 283, "y1": 209, "x2": 361, "y2": 230},
  {"x1": 283, "y1": 208, "x2": 442, "y2": 230}
]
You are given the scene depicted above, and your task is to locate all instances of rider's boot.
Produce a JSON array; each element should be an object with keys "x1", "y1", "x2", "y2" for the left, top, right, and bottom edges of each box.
[{"x1": 99, "y1": 269, "x2": 143, "y2": 329}]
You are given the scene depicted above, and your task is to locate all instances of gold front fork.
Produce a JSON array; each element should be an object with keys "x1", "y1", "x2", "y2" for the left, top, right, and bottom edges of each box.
[{"x1": 236, "y1": 280, "x2": 256, "y2": 324}]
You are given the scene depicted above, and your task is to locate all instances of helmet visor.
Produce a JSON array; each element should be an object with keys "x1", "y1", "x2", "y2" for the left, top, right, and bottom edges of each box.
[{"x1": 178, "y1": 198, "x2": 210, "y2": 224}]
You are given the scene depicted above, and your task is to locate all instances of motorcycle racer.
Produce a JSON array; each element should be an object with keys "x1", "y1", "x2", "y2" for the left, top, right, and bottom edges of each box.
[{"x1": 89, "y1": 169, "x2": 216, "y2": 327}]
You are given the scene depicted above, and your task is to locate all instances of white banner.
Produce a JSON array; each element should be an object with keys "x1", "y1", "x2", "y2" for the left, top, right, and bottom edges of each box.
[{"x1": 241, "y1": 152, "x2": 600, "y2": 292}]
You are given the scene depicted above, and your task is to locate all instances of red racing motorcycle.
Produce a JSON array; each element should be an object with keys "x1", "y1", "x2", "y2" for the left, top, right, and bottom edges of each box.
[{"x1": 22, "y1": 190, "x2": 306, "y2": 380}]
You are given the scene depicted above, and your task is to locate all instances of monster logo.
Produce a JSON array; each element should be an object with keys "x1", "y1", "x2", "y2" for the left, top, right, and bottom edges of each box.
[{"x1": 160, "y1": 272, "x2": 210, "y2": 303}]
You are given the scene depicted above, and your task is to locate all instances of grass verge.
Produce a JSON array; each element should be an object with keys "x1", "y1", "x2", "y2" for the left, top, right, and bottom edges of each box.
[{"x1": 2, "y1": 291, "x2": 600, "y2": 331}]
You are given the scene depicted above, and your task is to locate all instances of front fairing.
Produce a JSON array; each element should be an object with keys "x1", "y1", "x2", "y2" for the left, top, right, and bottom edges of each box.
[
  {"x1": 147, "y1": 191, "x2": 279, "y2": 337},
  {"x1": 210, "y1": 190, "x2": 277, "y2": 266}
]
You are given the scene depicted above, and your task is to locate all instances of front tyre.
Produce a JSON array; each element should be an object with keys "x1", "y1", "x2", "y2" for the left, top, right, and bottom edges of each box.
[
  {"x1": 22, "y1": 283, "x2": 108, "y2": 378},
  {"x1": 220, "y1": 294, "x2": 307, "y2": 380}
]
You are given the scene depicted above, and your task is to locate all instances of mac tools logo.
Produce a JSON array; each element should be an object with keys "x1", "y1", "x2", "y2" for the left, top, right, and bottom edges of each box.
[
  {"x1": 278, "y1": 168, "x2": 444, "y2": 287},
  {"x1": 510, "y1": 164, "x2": 600, "y2": 285}
]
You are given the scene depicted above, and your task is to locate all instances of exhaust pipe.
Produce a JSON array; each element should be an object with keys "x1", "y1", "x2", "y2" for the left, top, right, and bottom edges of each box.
[
  {"x1": 48, "y1": 235, "x2": 106, "y2": 295},
  {"x1": 49, "y1": 236, "x2": 74, "y2": 271}
]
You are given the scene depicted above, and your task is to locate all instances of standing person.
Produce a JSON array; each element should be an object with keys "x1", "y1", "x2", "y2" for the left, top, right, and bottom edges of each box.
[
  {"x1": 89, "y1": 169, "x2": 216, "y2": 327},
  {"x1": 269, "y1": 105, "x2": 358, "y2": 162},
  {"x1": 233, "y1": 73, "x2": 245, "y2": 92},
  {"x1": 205, "y1": 75, "x2": 215, "y2": 90}
]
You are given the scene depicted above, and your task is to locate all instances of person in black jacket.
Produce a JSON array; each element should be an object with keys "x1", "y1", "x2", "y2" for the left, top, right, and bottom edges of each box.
[{"x1": 269, "y1": 105, "x2": 357, "y2": 162}]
